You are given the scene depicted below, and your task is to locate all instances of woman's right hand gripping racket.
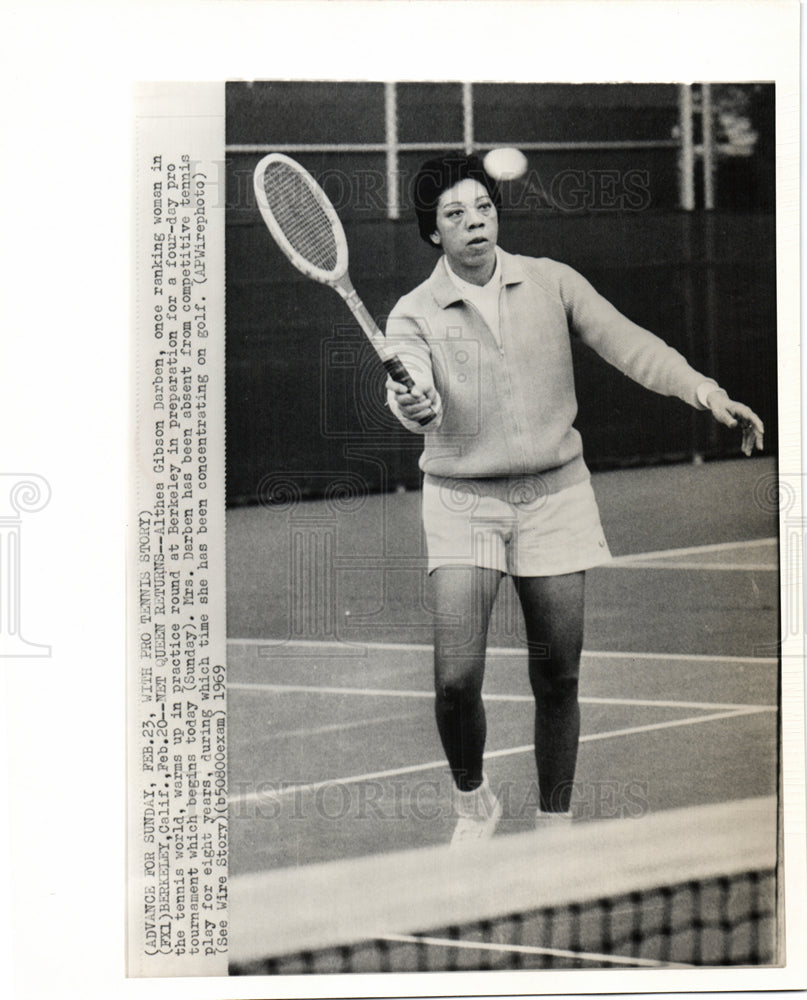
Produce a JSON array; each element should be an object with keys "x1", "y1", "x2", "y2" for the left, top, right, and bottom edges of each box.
[{"x1": 253, "y1": 153, "x2": 435, "y2": 426}]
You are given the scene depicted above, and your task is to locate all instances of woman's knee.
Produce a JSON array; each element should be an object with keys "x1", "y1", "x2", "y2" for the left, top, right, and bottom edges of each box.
[
  {"x1": 529, "y1": 664, "x2": 580, "y2": 704},
  {"x1": 434, "y1": 664, "x2": 483, "y2": 711}
]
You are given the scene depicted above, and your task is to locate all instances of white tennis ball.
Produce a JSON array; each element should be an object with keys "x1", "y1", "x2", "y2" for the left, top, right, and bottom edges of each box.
[{"x1": 483, "y1": 147, "x2": 528, "y2": 181}]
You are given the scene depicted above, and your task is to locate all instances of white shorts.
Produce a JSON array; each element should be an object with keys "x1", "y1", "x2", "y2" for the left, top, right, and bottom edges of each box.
[{"x1": 422, "y1": 474, "x2": 612, "y2": 577}]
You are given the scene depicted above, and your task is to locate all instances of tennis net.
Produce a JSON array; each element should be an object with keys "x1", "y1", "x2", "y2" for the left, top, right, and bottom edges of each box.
[{"x1": 229, "y1": 795, "x2": 778, "y2": 974}]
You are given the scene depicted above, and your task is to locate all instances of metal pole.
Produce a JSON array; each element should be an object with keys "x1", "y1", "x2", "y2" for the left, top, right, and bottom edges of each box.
[
  {"x1": 678, "y1": 85, "x2": 699, "y2": 457},
  {"x1": 703, "y1": 211, "x2": 720, "y2": 454},
  {"x1": 678, "y1": 84, "x2": 695, "y2": 210},
  {"x1": 699, "y1": 84, "x2": 718, "y2": 454},
  {"x1": 384, "y1": 82, "x2": 399, "y2": 220},
  {"x1": 701, "y1": 83, "x2": 716, "y2": 210},
  {"x1": 227, "y1": 139, "x2": 681, "y2": 155},
  {"x1": 462, "y1": 82, "x2": 474, "y2": 154}
]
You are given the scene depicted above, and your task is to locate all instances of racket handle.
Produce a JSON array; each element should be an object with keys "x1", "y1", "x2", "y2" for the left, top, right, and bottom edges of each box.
[
  {"x1": 336, "y1": 279, "x2": 434, "y2": 427},
  {"x1": 382, "y1": 356, "x2": 415, "y2": 390},
  {"x1": 382, "y1": 356, "x2": 435, "y2": 427}
]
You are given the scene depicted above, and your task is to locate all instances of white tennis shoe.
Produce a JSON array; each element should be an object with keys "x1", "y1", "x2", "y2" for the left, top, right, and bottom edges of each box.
[{"x1": 450, "y1": 776, "x2": 502, "y2": 847}]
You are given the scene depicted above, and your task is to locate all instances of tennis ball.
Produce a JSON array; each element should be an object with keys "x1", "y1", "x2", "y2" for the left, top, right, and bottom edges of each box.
[{"x1": 483, "y1": 147, "x2": 528, "y2": 181}]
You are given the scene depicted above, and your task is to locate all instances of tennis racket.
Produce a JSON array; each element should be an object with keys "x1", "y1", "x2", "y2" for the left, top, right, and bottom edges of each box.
[{"x1": 253, "y1": 152, "x2": 434, "y2": 426}]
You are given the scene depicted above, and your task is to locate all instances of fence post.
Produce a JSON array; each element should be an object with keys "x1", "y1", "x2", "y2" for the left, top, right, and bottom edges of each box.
[
  {"x1": 384, "y1": 82, "x2": 399, "y2": 221},
  {"x1": 678, "y1": 84, "x2": 695, "y2": 211}
]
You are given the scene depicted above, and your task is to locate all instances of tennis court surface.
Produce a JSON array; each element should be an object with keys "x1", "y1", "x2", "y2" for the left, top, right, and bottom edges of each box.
[{"x1": 226, "y1": 457, "x2": 781, "y2": 972}]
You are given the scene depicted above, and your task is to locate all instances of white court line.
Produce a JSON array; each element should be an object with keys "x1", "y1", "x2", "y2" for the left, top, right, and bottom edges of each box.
[
  {"x1": 379, "y1": 932, "x2": 691, "y2": 970},
  {"x1": 229, "y1": 680, "x2": 774, "y2": 714},
  {"x1": 229, "y1": 682, "x2": 434, "y2": 700},
  {"x1": 609, "y1": 536, "x2": 776, "y2": 565},
  {"x1": 605, "y1": 561, "x2": 776, "y2": 571},
  {"x1": 259, "y1": 711, "x2": 422, "y2": 742},
  {"x1": 228, "y1": 707, "x2": 772, "y2": 806},
  {"x1": 228, "y1": 637, "x2": 778, "y2": 665},
  {"x1": 583, "y1": 695, "x2": 774, "y2": 712},
  {"x1": 573, "y1": 707, "x2": 774, "y2": 746}
]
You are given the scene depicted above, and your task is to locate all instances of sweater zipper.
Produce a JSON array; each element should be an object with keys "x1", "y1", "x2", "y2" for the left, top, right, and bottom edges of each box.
[
  {"x1": 463, "y1": 299, "x2": 504, "y2": 357},
  {"x1": 463, "y1": 294, "x2": 526, "y2": 470},
  {"x1": 496, "y1": 288, "x2": 525, "y2": 468}
]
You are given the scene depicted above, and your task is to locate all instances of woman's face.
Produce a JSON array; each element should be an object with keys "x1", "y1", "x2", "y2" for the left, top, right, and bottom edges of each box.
[{"x1": 431, "y1": 177, "x2": 498, "y2": 282}]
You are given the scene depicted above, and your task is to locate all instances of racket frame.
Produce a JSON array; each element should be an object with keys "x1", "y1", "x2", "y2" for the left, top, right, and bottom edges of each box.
[
  {"x1": 253, "y1": 152, "x2": 349, "y2": 287},
  {"x1": 253, "y1": 152, "x2": 434, "y2": 422}
]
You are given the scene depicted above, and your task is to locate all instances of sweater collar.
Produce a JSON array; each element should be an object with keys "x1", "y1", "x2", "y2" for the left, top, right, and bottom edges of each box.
[{"x1": 429, "y1": 247, "x2": 527, "y2": 309}]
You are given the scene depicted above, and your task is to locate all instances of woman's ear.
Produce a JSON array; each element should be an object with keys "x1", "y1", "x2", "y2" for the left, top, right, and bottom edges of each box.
[{"x1": 430, "y1": 231, "x2": 441, "y2": 246}]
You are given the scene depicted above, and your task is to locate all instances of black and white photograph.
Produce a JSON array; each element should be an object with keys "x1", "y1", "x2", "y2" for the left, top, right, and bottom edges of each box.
[
  {"x1": 121, "y1": 7, "x2": 806, "y2": 996},
  {"x1": 223, "y1": 80, "x2": 783, "y2": 976},
  {"x1": 2, "y1": 2, "x2": 804, "y2": 999}
]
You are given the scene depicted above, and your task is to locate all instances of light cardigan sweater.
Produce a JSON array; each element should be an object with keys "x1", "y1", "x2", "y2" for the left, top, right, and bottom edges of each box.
[{"x1": 386, "y1": 249, "x2": 717, "y2": 495}]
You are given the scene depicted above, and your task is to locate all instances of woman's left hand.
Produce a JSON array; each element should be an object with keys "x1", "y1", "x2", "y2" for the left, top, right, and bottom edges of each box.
[{"x1": 706, "y1": 390, "x2": 765, "y2": 456}]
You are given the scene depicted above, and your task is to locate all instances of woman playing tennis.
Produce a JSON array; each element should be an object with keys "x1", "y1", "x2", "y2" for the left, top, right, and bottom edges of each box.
[{"x1": 385, "y1": 154, "x2": 764, "y2": 847}]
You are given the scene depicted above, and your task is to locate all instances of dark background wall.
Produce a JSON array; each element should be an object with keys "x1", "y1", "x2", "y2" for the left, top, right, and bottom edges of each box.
[{"x1": 225, "y1": 82, "x2": 776, "y2": 505}]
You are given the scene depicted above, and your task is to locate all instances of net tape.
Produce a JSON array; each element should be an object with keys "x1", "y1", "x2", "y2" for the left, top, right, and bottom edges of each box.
[{"x1": 229, "y1": 796, "x2": 778, "y2": 975}]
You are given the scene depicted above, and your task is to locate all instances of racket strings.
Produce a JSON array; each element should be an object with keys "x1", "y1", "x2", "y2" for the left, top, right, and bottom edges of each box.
[{"x1": 261, "y1": 161, "x2": 339, "y2": 273}]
